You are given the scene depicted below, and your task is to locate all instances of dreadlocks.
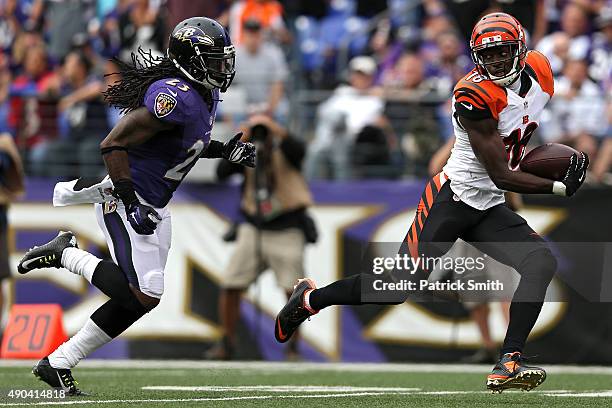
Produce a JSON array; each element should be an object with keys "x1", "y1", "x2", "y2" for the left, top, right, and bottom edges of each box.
[{"x1": 103, "y1": 48, "x2": 181, "y2": 114}]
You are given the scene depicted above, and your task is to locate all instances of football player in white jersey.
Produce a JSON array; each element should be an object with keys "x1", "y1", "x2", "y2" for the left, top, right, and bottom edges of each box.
[{"x1": 274, "y1": 13, "x2": 588, "y2": 392}]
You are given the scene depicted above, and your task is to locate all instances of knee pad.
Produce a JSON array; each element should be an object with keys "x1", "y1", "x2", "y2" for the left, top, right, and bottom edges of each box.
[
  {"x1": 139, "y1": 270, "x2": 164, "y2": 300},
  {"x1": 130, "y1": 270, "x2": 163, "y2": 313}
]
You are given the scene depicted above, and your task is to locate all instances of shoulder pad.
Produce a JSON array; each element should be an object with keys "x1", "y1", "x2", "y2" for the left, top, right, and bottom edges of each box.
[
  {"x1": 453, "y1": 70, "x2": 508, "y2": 121},
  {"x1": 524, "y1": 50, "x2": 554, "y2": 97},
  {"x1": 143, "y1": 78, "x2": 197, "y2": 124}
]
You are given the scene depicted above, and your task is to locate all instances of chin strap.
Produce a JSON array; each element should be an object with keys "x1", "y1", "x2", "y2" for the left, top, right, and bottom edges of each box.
[{"x1": 488, "y1": 58, "x2": 522, "y2": 86}]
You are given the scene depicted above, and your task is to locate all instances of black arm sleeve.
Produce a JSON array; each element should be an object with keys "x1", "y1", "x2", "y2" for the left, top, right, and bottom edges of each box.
[
  {"x1": 216, "y1": 159, "x2": 244, "y2": 181},
  {"x1": 279, "y1": 135, "x2": 306, "y2": 170},
  {"x1": 201, "y1": 140, "x2": 224, "y2": 158}
]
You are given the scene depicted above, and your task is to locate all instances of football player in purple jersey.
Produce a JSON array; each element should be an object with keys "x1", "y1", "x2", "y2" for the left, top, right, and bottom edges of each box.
[{"x1": 17, "y1": 17, "x2": 255, "y2": 395}]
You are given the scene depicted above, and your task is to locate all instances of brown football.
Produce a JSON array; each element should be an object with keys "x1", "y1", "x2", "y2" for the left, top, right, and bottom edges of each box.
[{"x1": 520, "y1": 143, "x2": 579, "y2": 181}]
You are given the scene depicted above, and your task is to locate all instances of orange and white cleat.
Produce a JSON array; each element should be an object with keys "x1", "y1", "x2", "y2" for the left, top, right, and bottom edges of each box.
[{"x1": 486, "y1": 352, "x2": 546, "y2": 393}]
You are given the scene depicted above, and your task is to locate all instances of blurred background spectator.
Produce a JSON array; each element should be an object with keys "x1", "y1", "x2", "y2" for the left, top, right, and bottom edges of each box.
[
  {"x1": 383, "y1": 52, "x2": 446, "y2": 176},
  {"x1": 118, "y1": 0, "x2": 167, "y2": 60},
  {"x1": 304, "y1": 56, "x2": 386, "y2": 179},
  {"x1": 208, "y1": 114, "x2": 315, "y2": 361},
  {"x1": 443, "y1": 0, "x2": 547, "y2": 44},
  {"x1": 166, "y1": 0, "x2": 226, "y2": 29},
  {"x1": 28, "y1": 50, "x2": 105, "y2": 177},
  {"x1": 589, "y1": 6, "x2": 611, "y2": 92},
  {"x1": 0, "y1": 53, "x2": 12, "y2": 136},
  {"x1": 219, "y1": 0, "x2": 290, "y2": 46},
  {"x1": 226, "y1": 18, "x2": 289, "y2": 124},
  {"x1": 536, "y1": 2, "x2": 591, "y2": 75},
  {"x1": 540, "y1": 58, "x2": 607, "y2": 160},
  {"x1": 424, "y1": 30, "x2": 471, "y2": 94},
  {"x1": 45, "y1": 0, "x2": 94, "y2": 62},
  {"x1": 10, "y1": 41, "x2": 57, "y2": 158},
  {"x1": 0, "y1": 132, "x2": 24, "y2": 334},
  {"x1": 592, "y1": 101, "x2": 612, "y2": 183}
]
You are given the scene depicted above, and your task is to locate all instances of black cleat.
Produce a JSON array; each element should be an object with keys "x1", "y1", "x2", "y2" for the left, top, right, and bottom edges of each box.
[
  {"x1": 32, "y1": 357, "x2": 86, "y2": 396},
  {"x1": 274, "y1": 278, "x2": 317, "y2": 343},
  {"x1": 18, "y1": 231, "x2": 78, "y2": 274},
  {"x1": 487, "y1": 352, "x2": 546, "y2": 393}
]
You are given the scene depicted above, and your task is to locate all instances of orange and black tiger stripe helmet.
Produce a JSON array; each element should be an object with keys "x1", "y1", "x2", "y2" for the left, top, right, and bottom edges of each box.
[{"x1": 469, "y1": 12, "x2": 527, "y2": 86}]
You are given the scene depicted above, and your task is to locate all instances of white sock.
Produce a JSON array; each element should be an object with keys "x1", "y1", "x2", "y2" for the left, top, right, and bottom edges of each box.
[
  {"x1": 48, "y1": 319, "x2": 112, "y2": 369},
  {"x1": 61, "y1": 248, "x2": 101, "y2": 283}
]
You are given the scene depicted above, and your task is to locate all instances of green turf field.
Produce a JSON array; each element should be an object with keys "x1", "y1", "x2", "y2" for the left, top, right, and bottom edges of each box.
[{"x1": 0, "y1": 361, "x2": 610, "y2": 407}]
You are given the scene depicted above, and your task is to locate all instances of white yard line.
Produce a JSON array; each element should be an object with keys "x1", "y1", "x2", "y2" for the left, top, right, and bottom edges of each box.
[
  {"x1": 1, "y1": 360, "x2": 612, "y2": 375},
  {"x1": 1, "y1": 389, "x2": 611, "y2": 406},
  {"x1": 545, "y1": 391, "x2": 612, "y2": 397},
  {"x1": 141, "y1": 386, "x2": 612, "y2": 396},
  {"x1": 0, "y1": 392, "x2": 412, "y2": 406},
  {"x1": 141, "y1": 385, "x2": 421, "y2": 392},
  {"x1": 73, "y1": 370, "x2": 191, "y2": 377}
]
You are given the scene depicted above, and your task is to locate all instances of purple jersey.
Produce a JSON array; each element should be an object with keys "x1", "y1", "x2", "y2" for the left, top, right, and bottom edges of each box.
[{"x1": 129, "y1": 78, "x2": 218, "y2": 207}]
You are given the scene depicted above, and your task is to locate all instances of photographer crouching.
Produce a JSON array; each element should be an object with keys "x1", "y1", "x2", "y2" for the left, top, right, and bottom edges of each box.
[{"x1": 207, "y1": 114, "x2": 316, "y2": 360}]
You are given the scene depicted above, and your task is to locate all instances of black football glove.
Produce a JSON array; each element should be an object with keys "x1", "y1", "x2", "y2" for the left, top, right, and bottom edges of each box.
[
  {"x1": 126, "y1": 201, "x2": 161, "y2": 235},
  {"x1": 223, "y1": 132, "x2": 256, "y2": 167},
  {"x1": 554, "y1": 152, "x2": 589, "y2": 197}
]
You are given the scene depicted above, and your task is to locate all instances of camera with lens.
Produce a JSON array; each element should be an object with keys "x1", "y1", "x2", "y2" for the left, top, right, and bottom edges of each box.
[{"x1": 250, "y1": 123, "x2": 270, "y2": 144}]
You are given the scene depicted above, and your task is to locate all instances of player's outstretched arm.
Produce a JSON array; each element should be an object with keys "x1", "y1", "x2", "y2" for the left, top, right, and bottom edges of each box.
[
  {"x1": 461, "y1": 116, "x2": 556, "y2": 195},
  {"x1": 100, "y1": 107, "x2": 171, "y2": 235},
  {"x1": 200, "y1": 133, "x2": 256, "y2": 167}
]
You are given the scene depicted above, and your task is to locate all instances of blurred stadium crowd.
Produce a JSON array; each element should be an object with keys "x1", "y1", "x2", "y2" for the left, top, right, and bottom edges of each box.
[{"x1": 0, "y1": 0, "x2": 610, "y2": 180}]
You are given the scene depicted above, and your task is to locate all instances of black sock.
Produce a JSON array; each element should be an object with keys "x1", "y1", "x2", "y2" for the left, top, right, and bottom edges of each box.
[
  {"x1": 500, "y1": 302, "x2": 543, "y2": 355},
  {"x1": 91, "y1": 260, "x2": 146, "y2": 314},
  {"x1": 90, "y1": 298, "x2": 145, "y2": 338},
  {"x1": 309, "y1": 274, "x2": 406, "y2": 310},
  {"x1": 501, "y1": 249, "x2": 556, "y2": 355},
  {"x1": 309, "y1": 274, "x2": 362, "y2": 310}
]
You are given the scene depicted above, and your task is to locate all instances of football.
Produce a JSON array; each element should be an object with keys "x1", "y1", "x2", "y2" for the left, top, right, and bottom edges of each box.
[{"x1": 519, "y1": 143, "x2": 579, "y2": 181}]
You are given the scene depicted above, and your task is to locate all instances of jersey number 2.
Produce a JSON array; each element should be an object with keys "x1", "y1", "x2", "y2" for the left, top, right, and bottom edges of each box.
[
  {"x1": 164, "y1": 140, "x2": 205, "y2": 182},
  {"x1": 503, "y1": 122, "x2": 538, "y2": 170}
]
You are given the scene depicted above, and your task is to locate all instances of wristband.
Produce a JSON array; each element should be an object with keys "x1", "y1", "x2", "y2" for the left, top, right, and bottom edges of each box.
[
  {"x1": 552, "y1": 181, "x2": 566, "y2": 196},
  {"x1": 113, "y1": 179, "x2": 139, "y2": 205},
  {"x1": 201, "y1": 140, "x2": 224, "y2": 158},
  {"x1": 101, "y1": 146, "x2": 128, "y2": 155}
]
